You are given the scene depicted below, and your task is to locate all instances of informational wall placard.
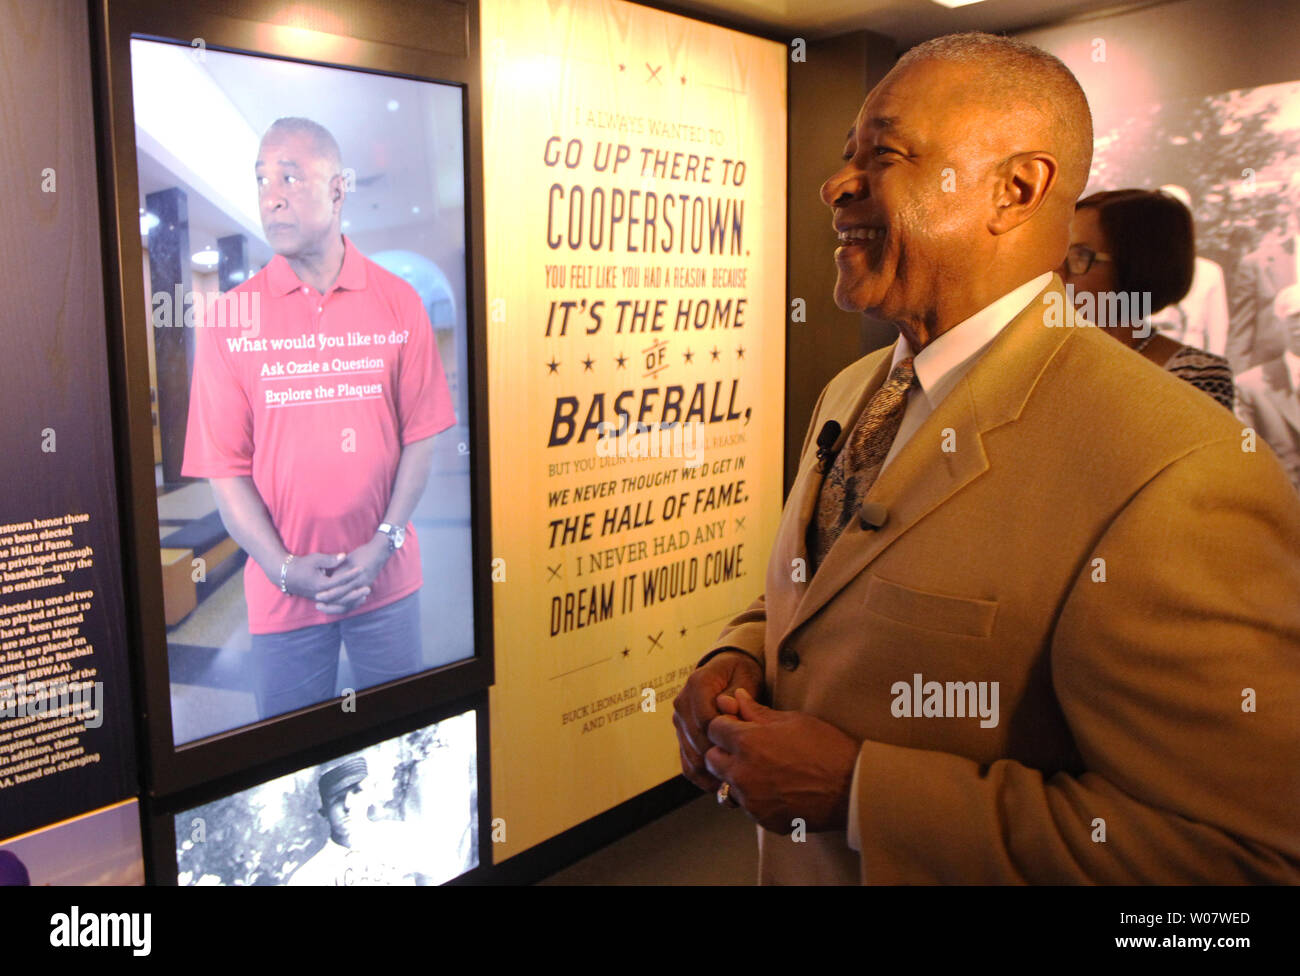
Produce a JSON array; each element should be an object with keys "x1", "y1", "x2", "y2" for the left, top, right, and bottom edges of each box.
[
  {"x1": 0, "y1": 0, "x2": 137, "y2": 840},
  {"x1": 0, "y1": 328, "x2": 137, "y2": 843},
  {"x1": 483, "y1": 0, "x2": 786, "y2": 857}
]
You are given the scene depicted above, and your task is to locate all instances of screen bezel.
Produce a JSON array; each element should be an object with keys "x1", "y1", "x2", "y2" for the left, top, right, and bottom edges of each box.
[{"x1": 93, "y1": 0, "x2": 493, "y2": 799}]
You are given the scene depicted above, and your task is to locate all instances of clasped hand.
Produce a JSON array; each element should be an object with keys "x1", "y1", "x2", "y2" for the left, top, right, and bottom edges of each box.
[
  {"x1": 281, "y1": 535, "x2": 392, "y2": 614},
  {"x1": 673, "y1": 652, "x2": 860, "y2": 835}
]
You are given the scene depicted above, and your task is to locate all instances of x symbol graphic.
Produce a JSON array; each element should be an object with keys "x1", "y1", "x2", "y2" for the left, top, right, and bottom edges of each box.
[
  {"x1": 647, "y1": 630, "x2": 664, "y2": 653},
  {"x1": 734, "y1": 517, "x2": 746, "y2": 531},
  {"x1": 645, "y1": 63, "x2": 663, "y2": 84},
  {"x1": 547, "y1": 562, "x2": 562, "y2": 581}
]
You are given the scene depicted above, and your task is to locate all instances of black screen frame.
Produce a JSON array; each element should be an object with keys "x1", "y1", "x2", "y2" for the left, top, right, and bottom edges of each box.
[{"x1": 92, "y1": 0, "x2": 493, "y2": 800}]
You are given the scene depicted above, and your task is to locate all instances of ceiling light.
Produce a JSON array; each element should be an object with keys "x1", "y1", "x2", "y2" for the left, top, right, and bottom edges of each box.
[
  {"x1": 930, "y1": 0, "x2": 988, "y2": 7},
  {"x1": 192, "y1": 247, "x2": 219, "y2": 271},
  {"x1": 140, "y1": 210, "x2": 160, "y2": 236},
  {"x1": 387, "y1": 99, "x2": 399, "y2": 112}
]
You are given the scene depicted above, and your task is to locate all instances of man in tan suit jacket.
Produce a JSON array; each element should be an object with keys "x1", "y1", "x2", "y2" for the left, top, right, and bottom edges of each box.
[{"x1": 673, "y1": 34, "x2": 1300, "y2": 884}]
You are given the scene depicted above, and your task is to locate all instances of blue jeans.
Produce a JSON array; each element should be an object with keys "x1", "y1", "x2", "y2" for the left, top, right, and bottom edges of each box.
[{"x1": 250, "y1": 592, "x2": 421, "y2": 719}]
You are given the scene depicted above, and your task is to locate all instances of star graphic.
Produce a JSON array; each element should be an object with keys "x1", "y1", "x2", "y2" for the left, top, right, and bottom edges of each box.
[
  {"x1": 680, "y1": 75, "x2": 687, "y2": 85},
  {"x1": 679, "y1": 626, "x2": 687, "y2": 638},
  {"x1": 546, "y1": 357, "x2": 560, "y2": 374},
  {"x1": 736, "y1": 345, "x2": 745, "y2": 359},
  {"x1": 618, "y1": 63, "x2": 626, "y2": 71},
  {"x1": 710, "y1": 346, "x2": 721, "y2": 362},
  {"x1": 582, "y1": 355, "x2": 595, "y2": 372},
  {"x1": 615, "y1": 353, "x2": 628, "y2": 369},
  {"x1": 683, "y1": 348, "x2": 694, "y2": 364},
  {"x1": 622, "y1": 647, "x2": 630, "y2": 658}
]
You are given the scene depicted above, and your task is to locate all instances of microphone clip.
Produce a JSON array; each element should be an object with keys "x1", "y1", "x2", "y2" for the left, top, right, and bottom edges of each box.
[{"x1": 815, "y1": 420, "x2": 842, "y2": 473}]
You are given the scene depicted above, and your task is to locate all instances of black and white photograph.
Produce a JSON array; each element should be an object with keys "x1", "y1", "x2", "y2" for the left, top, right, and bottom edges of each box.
[
  {"x1": 174, "y1": 709, "x2": 477, "y2": 886},
  {"x1": 1079, "y1": 75, "x2": 1300, "y2": 494},
  {"x1": 1085, "y1": 76, "x2": 1300, "y2": 383}
]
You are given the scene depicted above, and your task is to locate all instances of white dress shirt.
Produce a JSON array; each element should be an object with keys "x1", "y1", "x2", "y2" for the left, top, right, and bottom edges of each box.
[{"x1": 846, "y1": 271, "x2": 1052, "y2": 852}]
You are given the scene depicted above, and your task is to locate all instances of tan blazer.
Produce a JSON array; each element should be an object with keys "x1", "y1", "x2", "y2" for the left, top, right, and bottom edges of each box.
[{"x1": 709, "y1": 276, "x2": 1300, "y2": 884}]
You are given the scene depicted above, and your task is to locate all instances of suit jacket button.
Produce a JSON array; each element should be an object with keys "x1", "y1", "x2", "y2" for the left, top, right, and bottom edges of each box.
[{"x1": 778, "y1": 648, "x2": 799, "y2": 671}]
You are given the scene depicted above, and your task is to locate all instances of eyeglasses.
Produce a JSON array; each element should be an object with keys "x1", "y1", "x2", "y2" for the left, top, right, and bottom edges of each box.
[{"x1": 1065, "y1": 244, "x2": 1113, "y2": 276}]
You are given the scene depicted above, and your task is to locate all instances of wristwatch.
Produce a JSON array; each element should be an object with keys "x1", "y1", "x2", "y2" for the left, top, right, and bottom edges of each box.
[{"x1": 377, "y1": 522, "x2": 405, "y2": 551}]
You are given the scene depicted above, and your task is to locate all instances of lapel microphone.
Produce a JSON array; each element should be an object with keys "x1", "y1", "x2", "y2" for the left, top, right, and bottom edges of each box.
[{"x1": 815, "y1": 420, "x2": 842, "y2": 471}]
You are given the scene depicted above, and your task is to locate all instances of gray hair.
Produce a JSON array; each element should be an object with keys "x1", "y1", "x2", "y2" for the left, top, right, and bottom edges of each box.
[
  {"x1": 261, "y1": 117, "x2": 343, "y2": 174},
  {"x1": 896, "y1": 32, "x2": 1093, "y2": 200}
]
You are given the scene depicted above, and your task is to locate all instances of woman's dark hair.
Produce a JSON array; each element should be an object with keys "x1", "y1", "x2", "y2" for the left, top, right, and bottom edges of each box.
[{"x1": 1075, "y1": 189, "x2": 1195, "y2": 314}]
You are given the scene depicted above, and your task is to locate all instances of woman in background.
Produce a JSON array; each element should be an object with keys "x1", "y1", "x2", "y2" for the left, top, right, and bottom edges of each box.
[{"x1": 1062, "y1": 188, "x2": 1235, "y2": 409}]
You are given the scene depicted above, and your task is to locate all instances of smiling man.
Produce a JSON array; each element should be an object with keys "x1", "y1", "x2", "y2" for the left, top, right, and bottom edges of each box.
[
  {"x1": 182, "y1": 118, "x2": 455, "y2": 720},
  {"x1": 673, "y1": 33, "x2": 1300, "y2": 884}
]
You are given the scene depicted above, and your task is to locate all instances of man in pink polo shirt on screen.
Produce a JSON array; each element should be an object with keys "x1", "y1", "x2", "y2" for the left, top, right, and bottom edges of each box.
[{"x1": 182, "y1": 117, "x2": 455, "y2": 719}]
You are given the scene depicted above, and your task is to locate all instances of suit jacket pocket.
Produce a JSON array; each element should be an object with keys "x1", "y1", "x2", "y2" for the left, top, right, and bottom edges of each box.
[{"x1": 863, "y1": 573, "x2": 997, "y2": 638}]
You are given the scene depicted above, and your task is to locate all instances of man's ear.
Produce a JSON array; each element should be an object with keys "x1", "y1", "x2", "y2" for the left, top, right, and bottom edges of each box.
[
  {"x1": 330, "y1": 172, "x2": 346, "y2": 211},
  {"x1": 988, "y1": 151, "x2": 1058, "y2": 236}
]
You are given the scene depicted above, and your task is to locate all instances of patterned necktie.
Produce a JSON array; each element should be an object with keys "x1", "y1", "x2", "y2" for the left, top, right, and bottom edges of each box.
[{"x1": 809, "y1": 356, "x2": 917, "y2": 572}]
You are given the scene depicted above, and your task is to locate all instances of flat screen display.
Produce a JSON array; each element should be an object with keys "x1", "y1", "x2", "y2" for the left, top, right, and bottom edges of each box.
[
  {"x1": 174, "y1": 708, "x2": 477, "y2": 885},
  {"x1": 1, "y1": 799, "x2": 143, "y2": 886},
  {"x1": 127, "y1": 38, "x2": 475, "y2": 745}
]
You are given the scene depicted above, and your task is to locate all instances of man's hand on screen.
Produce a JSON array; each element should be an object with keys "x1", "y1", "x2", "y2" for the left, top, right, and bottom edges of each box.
[
  {"x1": 314, "y1": 536, "x2": 392, "y2": 613},
  {"x1": 282, "y1": 552, "x2": 349, "y2": 601}
]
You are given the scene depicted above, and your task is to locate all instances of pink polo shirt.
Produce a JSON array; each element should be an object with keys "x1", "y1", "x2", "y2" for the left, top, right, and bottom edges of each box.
[{"x1": 181, "y1": 237, "x2": 455, "y2": 634}]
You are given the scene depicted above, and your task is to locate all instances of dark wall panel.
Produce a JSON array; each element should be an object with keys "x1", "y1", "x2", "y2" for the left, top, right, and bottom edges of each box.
[{"x1": 0, "y1": 0, "x2": 137, "y2": 839}]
